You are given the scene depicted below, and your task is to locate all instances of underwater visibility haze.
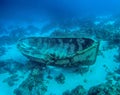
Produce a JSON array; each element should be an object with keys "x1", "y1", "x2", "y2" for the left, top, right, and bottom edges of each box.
[{"x1": 0, "y1": 0, "x2": 120, "y2": 95}]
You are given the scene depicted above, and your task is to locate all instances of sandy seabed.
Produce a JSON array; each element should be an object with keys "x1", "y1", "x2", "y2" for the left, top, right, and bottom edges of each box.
[{"x1": 0, "y1": 40, "x2": 119, "y2": 95}]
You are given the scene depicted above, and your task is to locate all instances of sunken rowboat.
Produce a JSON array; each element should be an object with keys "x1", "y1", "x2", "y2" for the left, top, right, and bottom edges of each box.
[{"x1": 17, "y1": 37, "x2": 99, "y2": 67}]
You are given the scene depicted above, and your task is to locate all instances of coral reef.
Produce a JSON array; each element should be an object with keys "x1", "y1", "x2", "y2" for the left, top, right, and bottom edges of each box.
[
  {"x1": 3, "y1": 74, "x2": 19, "y2": 87},
  {"x1": 14, "y1": 68, "x2": 47, "y2": 95},
  {"x1": 88, "y1": 80, "x2": 120, "y2": 95},
  {"x1": 70, "y1": 85, "x2": 87, "y2": 95},
  {"x1": 114, "y1": 53, "x2": 120, "y2": 63},
  {"x1": 31, "y1": 68, "x2": 44, "y2": 79},
  {"x1": 0, "y1": 36, "x2": 12, "y2": 45},
  {"x1": 62, "y1": 85, "x2": 87, "y2": 95},
  {"x1": 115, "y1": 65, "x2": 120, "y2": 74},
  {"x1": 62, "y1": 71, "x2": 120, "y2": 95},
  {"x1": 50, "y1": 29, "x2": 72, "y2": 37},
  {"x1": 105, "y1": 32, "x2": 120, "y2": 50},
  {"x1": 73, "y1": 66, "x2": 89, "y2": 75},
  {"x1": 0, "y1": 59, "x2": 25, "y2": 74},
  {"x1": 114, "y1": 47, "x2": 120, "y2": 63},
  {"x1": 55, "y1": 73, "x2": 65, "y2": 84},
  {"x1": 62, "y1": 90, "x2": 71, "y2": 95},
  {"x1": 46, "y1": 70, "x2": 53, "y2": 79},
  {"x1": 0, "y1": 26, "x2": 26, "y2": 45},
  {"x1": 0, "y1": 25, "x2": 41, "y2": 46}
]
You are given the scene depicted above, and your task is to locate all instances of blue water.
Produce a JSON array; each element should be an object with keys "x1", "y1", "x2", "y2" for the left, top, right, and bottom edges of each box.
[
  {"x1": 0, "y1": 0, "x2": 120, "y2": 95},
  {"x1": 1, "y1": 0, "x2": 120, "y2": 24}
]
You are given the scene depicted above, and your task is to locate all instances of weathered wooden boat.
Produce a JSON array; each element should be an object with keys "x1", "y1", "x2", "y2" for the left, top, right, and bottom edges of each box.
[{"x1": 17, "y1": 37, "x2": 99, "y2": 67}]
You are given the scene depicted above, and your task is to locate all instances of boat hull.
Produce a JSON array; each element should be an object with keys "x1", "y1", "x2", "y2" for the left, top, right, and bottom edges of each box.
[{"x1": 17, "y1": 37, "x2": 99, "y2": 67}]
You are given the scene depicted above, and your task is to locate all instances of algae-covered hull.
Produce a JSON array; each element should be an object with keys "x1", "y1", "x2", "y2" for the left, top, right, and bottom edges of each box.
[{"x1": 17, "y1": 37, "x2": 99, "y2": 67}]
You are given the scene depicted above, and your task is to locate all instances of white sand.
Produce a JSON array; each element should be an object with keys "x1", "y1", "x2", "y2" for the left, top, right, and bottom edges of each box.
[{"x1": 0, "y1": 44, "x2": 28, "y2": 64}]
